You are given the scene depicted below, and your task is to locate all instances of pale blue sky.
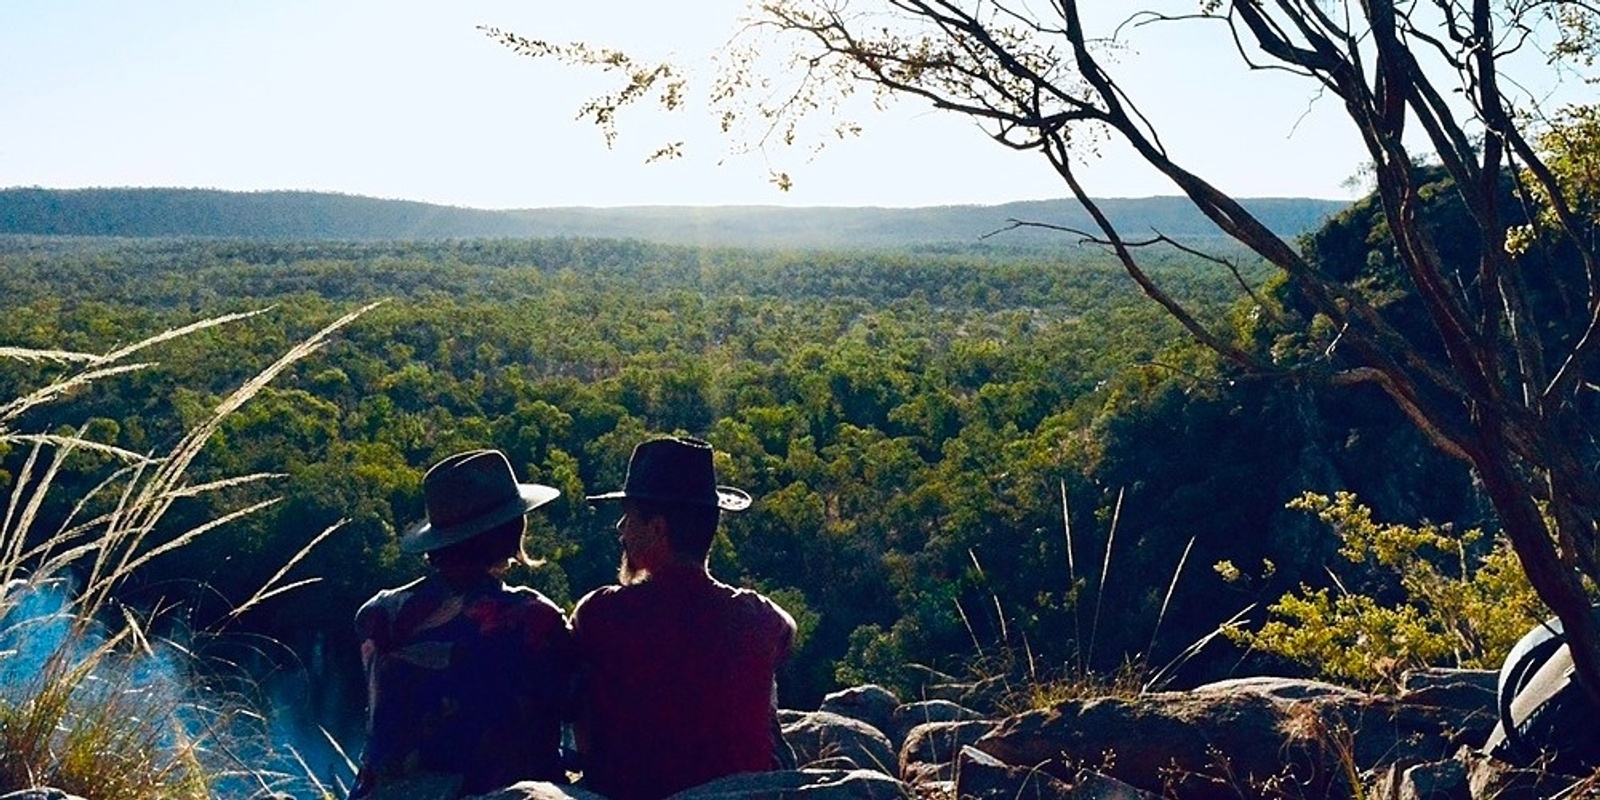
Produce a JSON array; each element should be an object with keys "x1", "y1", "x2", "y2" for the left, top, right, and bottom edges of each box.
[{"x1": 1, "y1": 1, "x2": 1557, "y2": 209}]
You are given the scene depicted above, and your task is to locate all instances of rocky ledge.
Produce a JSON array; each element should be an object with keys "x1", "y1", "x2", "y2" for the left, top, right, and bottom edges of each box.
[{"x1": 350, "y1": 668, "x2": 1592, "y2": 799}]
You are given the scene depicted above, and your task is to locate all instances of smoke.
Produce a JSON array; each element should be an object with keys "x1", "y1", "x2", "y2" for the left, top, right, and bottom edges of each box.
[
  {"x1": 0, "y1": 577, "x2": 76, "y2": 685},
  {"x1": 0, "y1": 578, "x2": 360, "y2": 798},
  {"x1": 260, "y1": 636, "x2": 364, "y2": 798}
]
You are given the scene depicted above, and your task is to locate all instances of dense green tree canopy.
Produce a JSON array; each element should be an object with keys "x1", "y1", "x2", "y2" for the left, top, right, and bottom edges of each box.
[
  {"x1": 498, "y1": 0, "x2": 1600, "y2": 695},
  {"x1": 0, "y1": 230, "x2": 1490, "y2": 719}
]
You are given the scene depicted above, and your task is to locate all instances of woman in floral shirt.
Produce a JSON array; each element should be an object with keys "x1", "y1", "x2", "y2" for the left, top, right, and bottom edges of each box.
[{"x1": 350, "y1": 449, "x2": 570, "y2": 799}]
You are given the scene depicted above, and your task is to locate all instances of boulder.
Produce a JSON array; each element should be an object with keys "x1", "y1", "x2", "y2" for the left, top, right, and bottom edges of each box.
[
  {"x1": 1395, "y1": 756, "x2": 1469, "y2": 800},
  {"x1": 1366, "y1": 754, "x2": 1474, "y2": 800},
  {"x1": 898, "y1": 719, "x2": 997, "y2": 783},
  {"x1": 1189, "y1": 675, "x2": 1366, "y2": 700},
  {"x1": 887, "y1": 699, "x2": 986, "y2": 747},
  {"x1": 953, "y1": 746, "x2": 1074, "y2": 800},
  {"x1": 819, "y1": 685, "x2": 900, "y2": 738},
  {"x1": 365, "y1": 773, "x2": 464, "y2": 800},
  {"x1": 470, "y1": 772, "x2": 908, "y2": 800},
  {"x1": 1396, "y1": 668, "x2": 1497, "y2": 715},
  {"x1": 975, "y1": 678, "x2": 1478, "y2": 800},
  {"x1": 782, "y1": 710, "x2": 898, "y2": 773},
  {"x1": 668, "y1": 768, "x2": 906, "y2": 799},
  {"x1": 1465, "y1": 747, "x2": 1590, "y2": 800},
  {"x1": 953, "y1": 745, "x2": 1157, "y2": 800},
  {"x1": 1068, "y1": 770, "x2": 1166, "y2": 800},
  {"x1": 468, "y1": 783, "x2": 607, "y2": 800}
]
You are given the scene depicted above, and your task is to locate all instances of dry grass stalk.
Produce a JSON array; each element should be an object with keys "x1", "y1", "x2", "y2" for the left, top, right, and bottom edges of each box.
[
  {"x1": 0, "y1": 347, "x2": 100, "y2": 364},
  {"x1": 0, "y1": 302, "x2": 377, "y2": 797},
  {"x1": 1086, "y1": 486, "x2": 1125, "y2": 668},
  {"x1": 1147, "y1": 534, "x2": 1197, "y2": 658},
  {"x1": 0, "y1": 362, "x2": 153, "y2": 425},
  {"x1": 226, "y1": 518, "x2": 348, "y2": 624}
]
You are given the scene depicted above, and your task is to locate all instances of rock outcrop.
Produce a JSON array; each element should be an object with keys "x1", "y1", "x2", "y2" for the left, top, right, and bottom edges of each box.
[
  {"x1": 471, "y1": 771, "x2": 906, "y2": 800},
  {"x1": 781, "y1": 710, "x2": 898, "y2": 773},
  {"x1": 887, "y1": 699, "x2": 987, "y2": 749},
  {"x1": 899, "y1": 719, "x2": 997, "y2": 784},
  {"x1": 459, "y1": 667, "x2": 1588, "y2": 800},
  {"x1": 818, "y1": 684, "x2": 900, "y2": 741}
]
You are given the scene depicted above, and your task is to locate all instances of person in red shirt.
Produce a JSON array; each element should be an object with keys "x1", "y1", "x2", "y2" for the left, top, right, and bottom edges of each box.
[{"x1": 572, "y1": 436, "x2": 797, "y2": 800}]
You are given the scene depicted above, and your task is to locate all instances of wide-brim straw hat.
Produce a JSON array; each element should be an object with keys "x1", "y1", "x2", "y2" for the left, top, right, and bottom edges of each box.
[
  {"x1": 586, "y1": 436, "x2": 750, "y2": 512},
  {"x1": 400, "y1": 449, "x2": 560, "y2": 554}
]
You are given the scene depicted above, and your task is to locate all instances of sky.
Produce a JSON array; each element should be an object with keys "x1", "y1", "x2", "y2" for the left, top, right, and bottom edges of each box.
[{"x1": 0, "y1": 1, "x2": 1566, "y2": 210}]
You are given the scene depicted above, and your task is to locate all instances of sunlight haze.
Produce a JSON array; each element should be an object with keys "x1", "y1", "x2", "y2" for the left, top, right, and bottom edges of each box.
[{"x1": 3, "y1": 1, "x2": 1404, "y2": 209}]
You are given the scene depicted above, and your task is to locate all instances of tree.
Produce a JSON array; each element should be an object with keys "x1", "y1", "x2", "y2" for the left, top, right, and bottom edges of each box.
[{"x1": 491, "y1": 2, "x2": 1600, "y2": 693}]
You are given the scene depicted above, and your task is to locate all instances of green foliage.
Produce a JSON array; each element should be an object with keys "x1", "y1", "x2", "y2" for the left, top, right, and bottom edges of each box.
[
  {"x1": 0, "y1": 231, "x2": 1500, "y2": 716},
  {"x1": 836, "y1": 623, "x2": 915, "y2": 692},
  {"x1": 1225, "y1": 492, "x2": 1546, "y2": 689},
  {"x1": 1507, "y1": 104, "x2": 1600, "y2": 260}
]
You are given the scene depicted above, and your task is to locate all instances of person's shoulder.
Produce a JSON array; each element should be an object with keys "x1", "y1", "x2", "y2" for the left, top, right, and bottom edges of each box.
[
  {"x1": 355, "y1": 577, "x2": 424, "y2": 621},
  {"x1": 728, "y1": 585, "x2": 798, "y2": 634},
  {"x1": 571, "y1": 583, "x2": 627, "y2": 618},
  {"x1": 725, "y1": 582, "x2": 785, "y2": 612},
  {"x1": 495, "y1": 584, "x2": 566, "y2": 629},
  {"x1": 502, "y1": 584, "x2": 564, "y2": 613},
  {"x1": 573, "y1": 583, "x2": 649, "y2": 638}
]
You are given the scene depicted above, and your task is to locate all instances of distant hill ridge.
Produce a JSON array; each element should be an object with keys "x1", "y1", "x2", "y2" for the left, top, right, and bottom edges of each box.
[{"x1": 0, "y1": 187, "x2": 1348, "y2": 249}]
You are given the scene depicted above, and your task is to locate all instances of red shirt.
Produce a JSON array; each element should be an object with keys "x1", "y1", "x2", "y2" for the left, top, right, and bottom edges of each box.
[{"x1": 571, "y1": 571, "x2": 796, "y2": 800}]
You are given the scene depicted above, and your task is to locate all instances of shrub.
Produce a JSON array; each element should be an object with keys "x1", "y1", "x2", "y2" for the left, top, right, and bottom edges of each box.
[{"x1": 1224, "y1": 491, "x2": 1546, "y2": 689}]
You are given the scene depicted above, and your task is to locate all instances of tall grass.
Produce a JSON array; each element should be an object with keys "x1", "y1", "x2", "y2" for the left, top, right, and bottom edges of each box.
[
  {"x1": 0, "y1": 303, "x2": 374, "y2": 798},
  {"x1": 942, "y1": 484, "x2": 1251, "y2": 715}
]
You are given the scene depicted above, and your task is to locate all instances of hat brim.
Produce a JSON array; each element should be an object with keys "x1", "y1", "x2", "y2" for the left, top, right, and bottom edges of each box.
[
  {"x1": 586, "y1": 486, "x2": 751, "y2": 512},
  {"x1": 401, "y1": 483, "x2": 560, "y2": 554}
]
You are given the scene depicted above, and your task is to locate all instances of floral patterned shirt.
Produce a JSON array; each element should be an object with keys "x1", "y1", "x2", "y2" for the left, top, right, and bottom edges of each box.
[{"x1": 351, "y1": 572, "x2": 570, "y2": 798}]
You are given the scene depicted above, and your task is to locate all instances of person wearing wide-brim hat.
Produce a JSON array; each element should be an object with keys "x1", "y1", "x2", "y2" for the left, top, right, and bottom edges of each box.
[
  {"x1": 570, "y1": 436, "x2": 797, "y2": 800},
  {"x1": 351, "y1": 449, "x2": 571, "y2": 800}
]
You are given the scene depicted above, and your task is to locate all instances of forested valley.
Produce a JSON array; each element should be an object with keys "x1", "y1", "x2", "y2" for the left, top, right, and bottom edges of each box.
[{"x1": 0, "y1": 199, "x2": 1484, "y2": 751}]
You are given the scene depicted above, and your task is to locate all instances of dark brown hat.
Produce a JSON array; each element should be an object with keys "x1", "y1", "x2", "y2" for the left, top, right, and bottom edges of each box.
[
  {"x1": 586, "y1": 436, "x2": 750, "y2": 511},
  {"x1": 400, "y1": 449, "x2": 560, "y2": 554}
]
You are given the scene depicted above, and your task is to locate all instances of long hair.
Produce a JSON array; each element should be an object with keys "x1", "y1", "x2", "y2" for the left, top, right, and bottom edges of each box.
[{"x1": 424, "y1": 516, "x2": 532, "y2": 572}]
